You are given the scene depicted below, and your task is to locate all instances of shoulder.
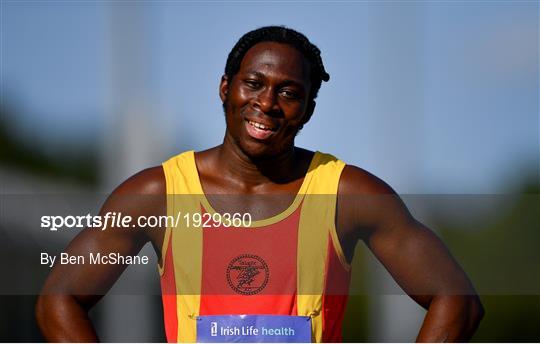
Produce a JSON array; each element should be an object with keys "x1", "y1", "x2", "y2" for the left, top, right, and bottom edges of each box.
[
  {"x1": 100, "y1": 167, "x2": 167, "y2": 244},
  {"x1": 336, "y1": 164, "x2": 408, "y2": 240},
  {"x1": 306, "y1": 149, "x2": 395, "y2": 195},
  {"x1": 102, "y1": 166, "x2": 166, "y2": 222},
  {"x1": 338, "y1": 164, "x2": 396, "y2": 196},
  {"x1": 111, "y1": 166, "x2": 165, "y2": 196}
]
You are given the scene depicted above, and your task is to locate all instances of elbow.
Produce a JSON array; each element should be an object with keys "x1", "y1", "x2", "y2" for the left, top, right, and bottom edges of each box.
[
  {"x1": 35, "y1": 294, "x2": 98, "y2": 342},
  {"x1": 454, "y1": 294, "x2": 484, "y2": 341},
  {"x1": 35, "y1": 294, "x2": 57, "y2": 337},
  {"x1": 35, "y1": 294, "x2": 47, "y2": 331},
  {"x1": 468, "y1": 295, "x2": 485, "y2": 331},
  {"x1": 431, "y1": 294, "x2": 484, "y2": 341},
  {"x1": 35, "y1": 294, "x2": 72, "y2": 340}
]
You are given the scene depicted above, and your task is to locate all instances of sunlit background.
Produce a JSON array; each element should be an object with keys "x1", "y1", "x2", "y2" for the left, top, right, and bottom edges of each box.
[{"x1": 1, "y1": 1, "x2": 539, "y2": 342}]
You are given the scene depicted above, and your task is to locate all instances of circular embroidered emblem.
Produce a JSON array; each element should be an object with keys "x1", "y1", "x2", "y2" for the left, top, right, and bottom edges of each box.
[{"x1": 226, "y1": 254, "x2": 269, "y2": 295}]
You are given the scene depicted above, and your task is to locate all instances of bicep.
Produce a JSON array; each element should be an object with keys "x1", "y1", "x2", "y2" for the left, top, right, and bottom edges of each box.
[
  {"x1": 364, "y1": 199, "x2": 475, "y2": 308},
  {"x1": 339, "y1": 165, "x2": 474, "y2": 308}
]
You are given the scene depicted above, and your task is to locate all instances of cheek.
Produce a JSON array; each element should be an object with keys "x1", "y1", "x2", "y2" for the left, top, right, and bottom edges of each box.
[
  {"x1": 226, "y1": 89, "x2": 253, "y2": 116},
  {"x1": 229, "y1": 80, "x2": 252, "y2": 102},
  {"x1": 223, "y1": 94, "x2": 241, "y2": 117},
  {"x1": 223, "y1": 100, "x2": 236, "y2": 129},
  {"x1": 281, "y1": 115, "x2": 306, "y2": 137},
  {"x1": 236, "y1": 86, "x2": 252, "y2": 100},
  {"x1": 282, "y1": 103, "x2": 308, "y2": 125}
]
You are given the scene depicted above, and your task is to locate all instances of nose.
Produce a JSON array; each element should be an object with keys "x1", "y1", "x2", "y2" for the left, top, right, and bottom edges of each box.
[{"x1": 253, "y1": 88, "x2": 280, "y2": 115}]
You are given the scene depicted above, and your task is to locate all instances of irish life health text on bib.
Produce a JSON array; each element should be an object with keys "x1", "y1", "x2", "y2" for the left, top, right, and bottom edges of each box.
[{"x1": 196, "y1": 315, "x2": 312, "y2": 343}]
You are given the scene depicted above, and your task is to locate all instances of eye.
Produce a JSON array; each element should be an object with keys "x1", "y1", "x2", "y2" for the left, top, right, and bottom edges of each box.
[
  {"x1": 280, "y1": 89, "x2": 299, "y2": 100},
  {"x1": 244, "y1": 79, "x2": 261, "y2": 89}
]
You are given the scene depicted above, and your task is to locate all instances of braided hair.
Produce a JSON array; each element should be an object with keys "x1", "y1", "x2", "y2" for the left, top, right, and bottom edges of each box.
[{"x1": 224, "y1": 26, "x2": 330, "y2": 101}]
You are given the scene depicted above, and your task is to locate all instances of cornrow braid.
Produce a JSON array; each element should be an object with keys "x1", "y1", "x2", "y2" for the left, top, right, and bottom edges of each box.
[{"x1": 224, "y1": 26, "x2": 330, "y2": 101}]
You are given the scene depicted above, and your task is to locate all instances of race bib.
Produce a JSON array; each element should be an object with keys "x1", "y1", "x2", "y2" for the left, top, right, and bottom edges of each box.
[{"x1": 196, "y1": 314, "x2": 312, "y2": 343}]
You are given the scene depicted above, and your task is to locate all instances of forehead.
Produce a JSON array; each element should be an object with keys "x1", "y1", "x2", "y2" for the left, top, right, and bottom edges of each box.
[{"x1": 238, "y1": 42, "x2": 311, "y2": 83}]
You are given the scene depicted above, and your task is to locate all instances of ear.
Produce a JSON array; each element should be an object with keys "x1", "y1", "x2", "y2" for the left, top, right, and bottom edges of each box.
[
  {"x1": 301, "y1": 99, "x2": 316, "y2": 126},
  {"x1": 219, "y1": 75, "x2": 229, "y2": 103}
]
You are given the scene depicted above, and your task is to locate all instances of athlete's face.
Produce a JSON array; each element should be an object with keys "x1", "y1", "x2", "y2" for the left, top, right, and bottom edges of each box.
[{"x1": 220, "y1": 42, "x2": 314, "y2": 158}]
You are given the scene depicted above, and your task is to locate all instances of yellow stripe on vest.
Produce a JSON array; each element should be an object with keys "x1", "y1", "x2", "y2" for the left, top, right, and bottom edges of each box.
[
  {"x1": 163, "y1": 151, "x2": 204, "y2": 342},
  {"x1": 297, "y1": 153, "x2": 345, "y2": 342}
]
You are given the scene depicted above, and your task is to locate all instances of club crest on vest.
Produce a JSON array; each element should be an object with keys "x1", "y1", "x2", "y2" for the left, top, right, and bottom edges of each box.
[{"x1": 226, "y1": 254, "x2": 270, "y2": 295}]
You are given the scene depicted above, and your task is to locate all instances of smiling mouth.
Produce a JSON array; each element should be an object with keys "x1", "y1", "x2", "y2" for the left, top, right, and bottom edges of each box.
[
  {"x1": 245, "y1": 119, "x2": 277, "y2": 140},
  {"x1": 247, "y1": 120, "x2": 276, "y2": 131}
]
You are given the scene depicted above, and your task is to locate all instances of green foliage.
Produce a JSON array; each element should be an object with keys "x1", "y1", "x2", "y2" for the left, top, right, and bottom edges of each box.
[
  {"x1": 437, "y1": 190, "x2": 540, "y2": 342},
  {"x1": 0, "y1": 116, "x2": 98, "y2": 185}
]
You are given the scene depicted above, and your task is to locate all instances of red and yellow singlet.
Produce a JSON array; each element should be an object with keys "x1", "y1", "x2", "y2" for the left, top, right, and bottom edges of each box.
[{"x1": 160, "y1": 151, "x2": 351, "y2": 342}]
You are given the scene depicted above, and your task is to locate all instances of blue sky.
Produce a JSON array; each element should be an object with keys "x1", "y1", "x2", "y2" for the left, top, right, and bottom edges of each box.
[{"x1": 2, "y1": 1, "x2": 538, "y2": 193}]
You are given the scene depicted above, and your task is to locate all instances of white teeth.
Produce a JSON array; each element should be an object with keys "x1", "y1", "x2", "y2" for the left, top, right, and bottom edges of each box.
[{"x1": 249, "y1": 120, "x2": 272, "y2": 131}]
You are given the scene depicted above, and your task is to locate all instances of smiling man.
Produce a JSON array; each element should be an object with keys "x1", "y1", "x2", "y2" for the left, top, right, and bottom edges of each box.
[{"x1": 36, "y1": 26, "x2": 483, "y2": 342}]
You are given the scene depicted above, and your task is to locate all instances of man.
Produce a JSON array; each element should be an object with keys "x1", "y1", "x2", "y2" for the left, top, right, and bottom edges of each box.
[{"x1": 36, "y1": 26, "x2": 483, "y2": 342}]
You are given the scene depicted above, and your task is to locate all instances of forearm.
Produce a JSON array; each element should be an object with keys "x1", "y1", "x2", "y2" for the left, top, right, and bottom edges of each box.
[
  {"x1": 36, "y1": 295, "x2": 99, "y2": 342},
  {"x1": 416, "y1": 295, "x2": 484, "y2": 342}
]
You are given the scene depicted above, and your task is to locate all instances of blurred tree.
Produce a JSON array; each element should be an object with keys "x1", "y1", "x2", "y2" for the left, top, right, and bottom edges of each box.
[
  {"x1": 437, "y1": 181, "x2": 540, "y2": 342},
  {"x1": 0, "y1": 104, "x2": 99, "y2": 185}
]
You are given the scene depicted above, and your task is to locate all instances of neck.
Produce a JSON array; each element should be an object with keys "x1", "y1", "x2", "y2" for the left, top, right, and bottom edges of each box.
[{"x1": 218, "y1": 132, "x2": 298, "y2": 188}]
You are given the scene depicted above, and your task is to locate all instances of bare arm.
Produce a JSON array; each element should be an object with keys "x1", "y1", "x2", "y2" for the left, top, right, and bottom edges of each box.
[
  {"x1": 338, "y1": 166, "x2": 484, "y2": 342},
  {"x1": 35, "y1": 167, "x2": 166, "y2": 342}
]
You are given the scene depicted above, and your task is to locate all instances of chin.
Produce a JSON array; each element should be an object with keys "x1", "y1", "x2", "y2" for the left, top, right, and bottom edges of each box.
[
  {"x1": 237, "y1": 139, "x2": 282, "y2": 160},
  {"x1": 239, "y1": 142, "x2": 273, "y2": 159}
]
